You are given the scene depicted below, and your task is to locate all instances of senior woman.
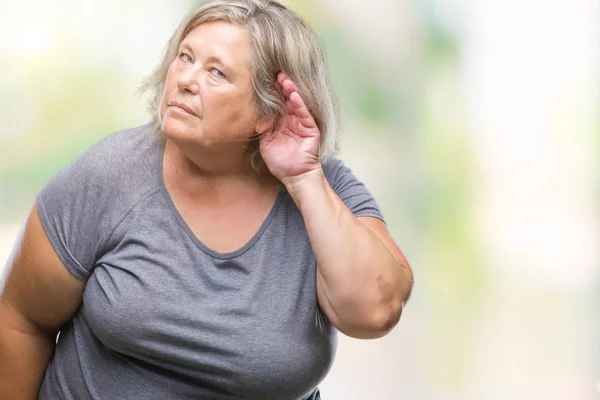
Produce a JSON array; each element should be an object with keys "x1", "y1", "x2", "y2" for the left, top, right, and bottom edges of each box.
[{"x1": 0, "y1": 0, "x2": 413, "y2": 399}]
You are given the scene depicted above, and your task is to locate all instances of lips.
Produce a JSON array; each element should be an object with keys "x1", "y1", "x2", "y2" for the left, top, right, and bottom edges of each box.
[{"x1": 168, "y1": 101, "x2": 197, "y2": 116}]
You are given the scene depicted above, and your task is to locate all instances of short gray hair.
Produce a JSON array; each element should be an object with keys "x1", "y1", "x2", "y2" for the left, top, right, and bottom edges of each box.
[{"x1": 139, "y1": 0, "x2": 339, "y2": 169}]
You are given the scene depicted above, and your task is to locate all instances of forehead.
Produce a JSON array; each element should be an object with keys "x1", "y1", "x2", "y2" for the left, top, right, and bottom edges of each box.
[{"x1": 180, "y1": 21, "x2": 252, "y2": 66}]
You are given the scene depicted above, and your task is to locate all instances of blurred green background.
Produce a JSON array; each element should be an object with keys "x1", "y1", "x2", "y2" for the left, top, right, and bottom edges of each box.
[{"x1": 1, "y1": 0, "x2": 598, "y2": 399}]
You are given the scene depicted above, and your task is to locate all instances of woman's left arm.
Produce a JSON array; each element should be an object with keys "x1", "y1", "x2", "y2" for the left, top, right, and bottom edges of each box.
[
  {"x1": 283, "y1": 169, "x2": 413, "y2": 339},
  {"x1": 260, "y1": 73, "x2": 413, "y2": 339}
]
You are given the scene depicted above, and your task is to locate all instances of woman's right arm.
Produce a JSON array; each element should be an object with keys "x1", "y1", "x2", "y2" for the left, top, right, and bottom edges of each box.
[{"x1": 0, "y1": 205, "x2": 85, "y2": 400}]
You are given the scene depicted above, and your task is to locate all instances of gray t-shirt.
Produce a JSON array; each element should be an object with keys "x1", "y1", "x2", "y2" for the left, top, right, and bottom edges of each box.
[{"x1": 36, "y1": 123, "x2": 384, "y2": 400}]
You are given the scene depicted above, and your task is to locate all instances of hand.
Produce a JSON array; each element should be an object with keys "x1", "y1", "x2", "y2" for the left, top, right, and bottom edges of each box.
[{"x1": 259, "y1": 72, "x2": 321, "y2": 182}]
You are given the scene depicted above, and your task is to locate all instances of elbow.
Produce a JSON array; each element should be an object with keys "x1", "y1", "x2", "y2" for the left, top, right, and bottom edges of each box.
[
  {"x1": 326, "y1": 262, "x2": 413, "y2": 339},
  {"x1": 364, "y1": 267, "x2": 411, "y2": 338},
  {"x1": 339, "y1": 298, "x2": 404, "y2": 340},
  {"x1": 368, "y1": 298, "x2": 404, "y2": 338}
]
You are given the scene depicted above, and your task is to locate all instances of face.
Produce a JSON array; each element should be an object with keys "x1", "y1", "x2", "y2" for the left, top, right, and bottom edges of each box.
[{"x1": 160, "y1": 21, "x2": 265, "y2": 147}]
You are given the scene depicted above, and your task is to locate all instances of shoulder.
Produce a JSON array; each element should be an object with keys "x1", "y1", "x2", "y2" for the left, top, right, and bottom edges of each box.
[
  {"x1": 71, "y1": 123, "x2": 161, "y2": 183},
  {"x1": 321, "y1": 158, "x2": 346, "y2": 186},
  {"x1": 39, "y1": 122, "x2": 164, "y2": 212},
  {"x1": 44, "y1": 123, "x2": 163, "y2": 202},
  {"x1": 321, "y1": 157, "x2": 385, "y2": 220},
  {"x1": 35, "y1": 123, "x2": 164, "y2": 278},
  {"x1": 322, "y1": 157, "x2": 364, "y2": 193}
]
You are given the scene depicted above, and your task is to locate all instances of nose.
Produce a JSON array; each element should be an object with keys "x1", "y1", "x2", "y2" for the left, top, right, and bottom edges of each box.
[{"x1": 177, "y1": 65, "x2": 200, "y2": 95}]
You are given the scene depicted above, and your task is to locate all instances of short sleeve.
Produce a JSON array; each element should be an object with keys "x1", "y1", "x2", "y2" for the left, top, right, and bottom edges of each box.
[
  {"x1": 323, "y1": 159, "x2": 385, "y2": 222},
  {"x1": 35, "y1": 145, "x2": 117, "y2": 280},
  {"x1": 35, "y1": 125, "x2": 162, "y2": 281}
]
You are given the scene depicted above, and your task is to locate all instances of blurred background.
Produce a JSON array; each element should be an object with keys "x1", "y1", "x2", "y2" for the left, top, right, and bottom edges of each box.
[{"x1": 1, "y1": 0, "x2": 598, "y2": 398}]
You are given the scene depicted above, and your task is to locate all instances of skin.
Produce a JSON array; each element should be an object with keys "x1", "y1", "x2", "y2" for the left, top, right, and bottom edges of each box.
[
  {"x1": 0, "y1": 20, "x2": 413, "y2": 399},
  {"x1": 159, "y1": 22, "x2": 272, "y2": 177},
  {"x1": 0, "y1": 207, "x2": 84, "y2": 399},
  {"x1": 261, "y1": 73, "x2": 413, "y2": 338}
]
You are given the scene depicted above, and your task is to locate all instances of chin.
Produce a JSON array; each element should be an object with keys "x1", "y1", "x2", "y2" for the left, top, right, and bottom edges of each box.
[{"x1": 161, "y1": 115, "x2": 200, "y2": 143}]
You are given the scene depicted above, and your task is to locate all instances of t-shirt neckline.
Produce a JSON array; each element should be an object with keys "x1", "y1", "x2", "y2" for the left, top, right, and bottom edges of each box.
[{"x1": 155, "y1": 136, "x2": 285, "y2": 260}]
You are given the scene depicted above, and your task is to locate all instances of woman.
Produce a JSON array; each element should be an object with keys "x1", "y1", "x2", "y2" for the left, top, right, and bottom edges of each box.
[{"x1": 0, "y1": 0, "x2": 413, "y2": 399}]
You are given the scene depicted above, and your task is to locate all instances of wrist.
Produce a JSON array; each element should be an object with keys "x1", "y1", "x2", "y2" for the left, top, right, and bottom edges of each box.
[{"x1": 281, "y1": 167, "x2": 326, "y2": 208}]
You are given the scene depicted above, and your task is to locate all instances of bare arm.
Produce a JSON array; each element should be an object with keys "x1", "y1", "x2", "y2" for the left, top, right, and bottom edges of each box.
[
  {"x1": 284, "y1": 170, "x2": 414, "y2": 339},
  {"x1": 260, "y1": 72, "x2": 412, "y2": 339},
  {"x1": 0, "y1": 205, "x2": 85, "y2": 399}
]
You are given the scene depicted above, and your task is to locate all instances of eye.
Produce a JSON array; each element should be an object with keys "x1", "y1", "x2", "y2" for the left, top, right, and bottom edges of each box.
[
  {"x1": 211, "y1": 68, "x2": 226, "y2": 79},
  {"x1": 179, "y1": 52, "x2": 193, "y2": 63}
]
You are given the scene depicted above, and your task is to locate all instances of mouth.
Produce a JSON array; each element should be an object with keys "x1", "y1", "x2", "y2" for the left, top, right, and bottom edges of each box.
[{"x1": 168, "y1": 101, "x2": 197, "y2": 117}]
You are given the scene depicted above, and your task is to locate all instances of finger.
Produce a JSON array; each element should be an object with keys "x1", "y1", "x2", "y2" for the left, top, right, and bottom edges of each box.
[
  {"x1": 281, "y1": 79, "x2": 298, "y2": 99},
  {"x1": 275, "y1": 73, "x2": 288, "y2": 100},
  {"x1": 277, "y1": 72, "x2": 289, "y2": 87},
  {"x1": 277, "y1": 73, "x2": 290, "y2": 96},
  {"x1": 275, "y1": 75, "x2": 295, "y2": 105},
  {"x1": 289, "y1": 91, "x2": 317, "y2": 128},
  {"x1": 284, "y1": 99, "x2": 295, "y2": 115}
]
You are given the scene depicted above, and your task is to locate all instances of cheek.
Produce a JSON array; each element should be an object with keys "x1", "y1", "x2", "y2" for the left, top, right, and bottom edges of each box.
[
  {"x1": 200, "y1": 84, "x2": 258, "y2": 132},
  {"x1": 217, "y1": 88, "x2": 255, "y2": 117}
]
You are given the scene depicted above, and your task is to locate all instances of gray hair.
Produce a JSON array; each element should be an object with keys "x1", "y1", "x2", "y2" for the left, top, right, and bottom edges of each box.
[{"x1": 139, "y1": 0, "x2": 339, "y2": 170}]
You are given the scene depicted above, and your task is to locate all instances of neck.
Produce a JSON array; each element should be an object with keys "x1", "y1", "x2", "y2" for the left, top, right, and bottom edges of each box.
[
  {"x1": 165, "y1": 138, "x2": 262, "y2": 179},
  {"x1": 163, "y1": 139, "x2": 281, "y2": 201}
]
